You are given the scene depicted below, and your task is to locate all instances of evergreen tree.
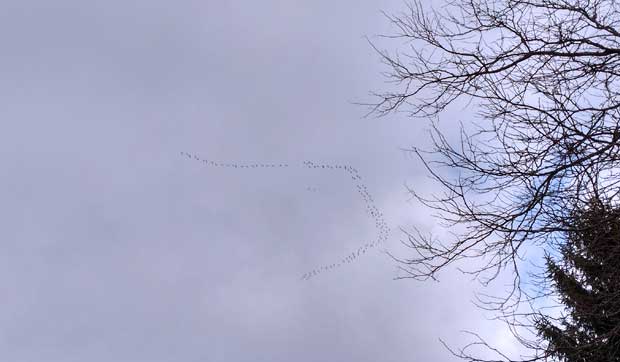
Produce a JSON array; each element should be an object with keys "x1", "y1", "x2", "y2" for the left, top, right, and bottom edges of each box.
[{"x1": 537, "y1": 200, "x2": 620, "y2": 361}]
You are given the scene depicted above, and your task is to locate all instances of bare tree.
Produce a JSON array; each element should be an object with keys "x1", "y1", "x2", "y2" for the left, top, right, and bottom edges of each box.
[
  {"x1": 373, "y1": 0, "x2": 620, "y2": 283},
  {"x1": 371, "y1": 1, "x2": 620, "y2": 360}
]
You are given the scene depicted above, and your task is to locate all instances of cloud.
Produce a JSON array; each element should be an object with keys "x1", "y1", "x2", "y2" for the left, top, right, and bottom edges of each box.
[{"x1": 0, "y1": 1, "x2": 518, "y2": 361}]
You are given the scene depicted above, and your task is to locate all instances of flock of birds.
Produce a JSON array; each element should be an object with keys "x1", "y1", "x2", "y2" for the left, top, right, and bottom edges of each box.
[{"x1": 180, "y1": 151, "x2": 390, "y2": 280}]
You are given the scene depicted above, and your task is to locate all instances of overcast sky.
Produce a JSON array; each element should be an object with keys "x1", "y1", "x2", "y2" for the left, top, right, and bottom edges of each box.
[{"x1": 1, "y1": 1, "x2": 520, "y2": 361}]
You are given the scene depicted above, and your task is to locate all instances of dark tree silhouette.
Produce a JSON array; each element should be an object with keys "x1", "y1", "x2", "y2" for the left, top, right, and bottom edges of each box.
[
  {"x1": 371, "y1": 1, "x2": 620, "y2": 361},
  {"x1": 371, "y1": 0, "x2": 620, "y2": 291},
  {"x1": 535, "y1": 199, "x2": 620, "y2": 362}
]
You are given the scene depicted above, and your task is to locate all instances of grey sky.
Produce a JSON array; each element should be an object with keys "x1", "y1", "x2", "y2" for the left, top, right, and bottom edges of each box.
[{"x1": 1, "y1": 1, "x2": 519, "y2": 361}]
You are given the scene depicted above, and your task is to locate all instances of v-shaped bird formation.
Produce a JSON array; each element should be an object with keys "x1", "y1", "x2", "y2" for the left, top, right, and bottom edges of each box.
[{"x1": 180, "y1": 151, "x2": 390, "y2": 280}]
